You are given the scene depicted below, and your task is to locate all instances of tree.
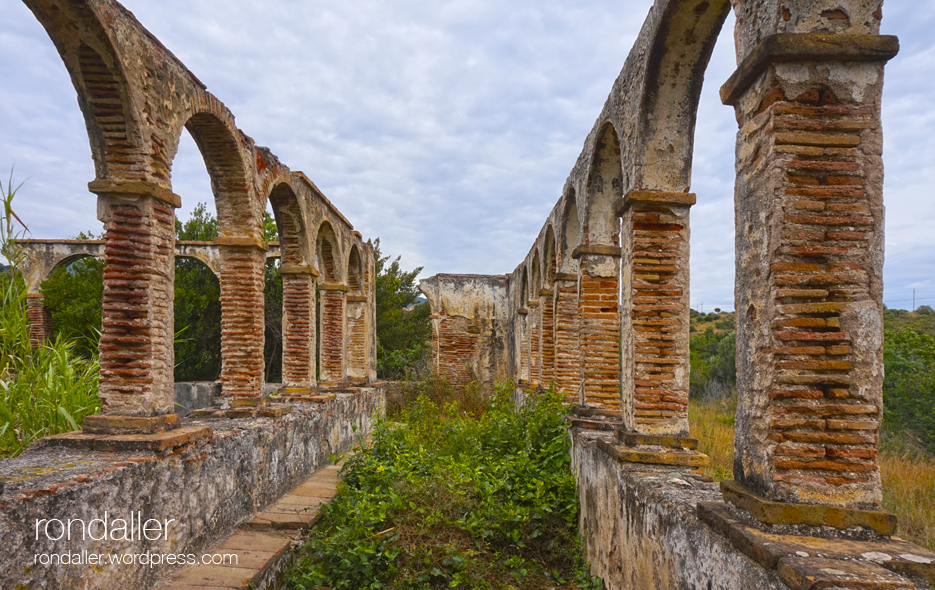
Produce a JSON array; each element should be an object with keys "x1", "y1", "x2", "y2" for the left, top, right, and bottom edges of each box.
[
  {"x1": 40, "y1": 232, "x2": 103, "y2": 359},
  {"x1": 263, "y1": 212, "x2": 282, "y2": 382},
  {"x1": 371, "y1": 238, "x2": 431, "y2": 379}
]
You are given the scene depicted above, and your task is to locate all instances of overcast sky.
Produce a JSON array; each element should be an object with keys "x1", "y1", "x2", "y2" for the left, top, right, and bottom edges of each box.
[{"x1": 1, "y1": 1, "x2": 933, "y2": 311}]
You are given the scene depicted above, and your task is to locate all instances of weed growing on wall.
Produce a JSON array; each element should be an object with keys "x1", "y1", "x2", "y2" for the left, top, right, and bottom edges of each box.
[
  {"x1": 0, "y1": 174, "x2": 99, "y2": 458},
  {"x1": 286, "y1": 382, "x2": 600, "y2": 589}
]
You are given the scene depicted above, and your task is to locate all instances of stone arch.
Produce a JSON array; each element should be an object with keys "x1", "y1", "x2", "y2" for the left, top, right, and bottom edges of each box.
[
  {"x1": 23, "y1": 0, "x2": 143, "y2": 181},
  {"x1": 315, "y1": 221, "x2": 341, "y2": 284},
  {"x1": 635, "y1": 0, "x2": 731, "y2": 192},
  {"x1": 542, "y1": 225, "x2": 557, "y2": 284},
  {"x1": 529, "y1": 252, "x2": 541, "y2": 301},
  {"x1": 585, "y1": 122, "x2": 623, "y2": 246},
  {"x1": 559, "y1": 191, "x2": 581, "y2": 273},
  {"x1": 347, "y1": 246, "x2": 363, "y2": 294},
  {"x1": 520, "y1": 266, "x2": 529, "y2": 308},
  {"x1": 268, "y1": 181, "x2": 309, "y2": 266}
]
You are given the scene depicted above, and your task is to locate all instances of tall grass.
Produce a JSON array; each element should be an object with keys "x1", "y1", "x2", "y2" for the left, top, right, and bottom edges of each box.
[
  {"x1": 0, "y1": 173, "x2": 100, "y2": 458},
  {"x1": 689, "y1": 398, "x2": 935, "y2": 552}
]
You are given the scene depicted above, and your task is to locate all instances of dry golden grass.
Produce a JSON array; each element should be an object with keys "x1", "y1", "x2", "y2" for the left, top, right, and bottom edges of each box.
[{"x1": 689, "y1": 398, "x2": 935, "y2": 552}]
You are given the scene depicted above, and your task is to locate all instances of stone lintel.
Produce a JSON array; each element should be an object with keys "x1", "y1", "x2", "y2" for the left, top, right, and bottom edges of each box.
[
  {"x1": 597, "y1": 439, "x2": 709, "y2": 467},
  {"x1": 42, "y1": 425, "x2": 212, "y2": 453},
  {"x1": 615, "y1": 428, "x2": 698, "y2": 451},
  {"x1": 573, "y1": 405, "x2": 623, "y2": 419},
  {"x1": 279, "y1": 263, "x2": 319, "y2": 276},
  {"x1": 83, "y1": 413, "x2": 180, "y2": 435},
  {"x1": 214, "y1": 235, "x2": 267, "y2": 250},
  {"x1": 721, "y1": 33, "x2": 900, "y2": 106},
  {"x1": 553, "y1": 272, "x2": 577, "y2": 282},
  {"x1": 615, "y1": 190, "x2": 697, "y2": 215},
  {"x1": 318, "y1": 283, "x2": 347, "y2": 292},
  {"x1": 539, "y1": 288, "x2": 554, "y2": 297},
  {"x1": 720, "y1": 480, "x2": 897, "y2": 536},
  {"x1": 571, "y1": 245, "x2": 622, "y2": 259},
  {"x1": 697, "y1": 501, "x2": 935, "y2": 586},
  {"x1": 517, "y1": 308, "x2": 528, "y2": 315},
  {"x1": 88, "y1": 179, "x2": 182, "y2": 208},
  {"x1": 346, "y1": 294, "x2": 368, "y2": 302}
]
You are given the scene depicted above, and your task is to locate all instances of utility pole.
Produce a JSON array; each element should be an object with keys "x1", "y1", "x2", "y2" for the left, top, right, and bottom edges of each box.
[{"x1": 913, "y1": 289, "x2": 916, "y2": 312}]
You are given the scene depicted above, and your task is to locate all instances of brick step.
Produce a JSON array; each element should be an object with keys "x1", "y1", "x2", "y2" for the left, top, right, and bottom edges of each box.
[{"x1": 156, "y1": 460, "x2": 346, "y2": 590}]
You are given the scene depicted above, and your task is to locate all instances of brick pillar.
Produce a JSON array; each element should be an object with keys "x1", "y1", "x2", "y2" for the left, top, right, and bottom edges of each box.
[
  {"x1": 319, "y1": 284, "x2": 346, "y2": 383},
  {"x1": 26, "y1": 293, "x2": 52, "y2": 348},
  {"x1": 280, "y1": 264, "x2": 317, "y2": 389},
  {"x1": 553, "y1": 273, "x2": 581, "y2": 398},
  {"x1": 618, "y1": 191, "x2": 694, "y2": 436},
  {"x1": 724, "y1": 34, "x2": 898, "y2": 509},
  {"x1": 517, "y1": 310, "x2": 529, "y2": 384},
  {"x1": 574, "y1": 247, "x2": 621, "y2": 408},
  {"x1": 528, "y1": 300, "x2": 540, "y2": 387},
  {"x1": 540, "y1": 288, "x2": 555, "y2": 385},
  {"x1": 216, "y1": 238, "x2": 266, "y2": 398},
  {"x1": 90, "y1": 180, "x2": 178, "y2": 419},
  {"x1": 346, "y1": 294, "x2": 368, "y2": 381}
]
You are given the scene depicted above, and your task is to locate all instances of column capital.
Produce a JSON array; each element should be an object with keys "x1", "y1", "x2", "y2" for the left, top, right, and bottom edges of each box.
[
  {"x1": 214, "y1": 235, "x2": 267, "y2": 250},
  {"x1": 280, "y1": 263, "x2": 319, "y2": 276},
  {"x1": 319, "y1": 283, "x2": 347, "y2": 292},
  {"x1": 571, "y1": 245, "x2": 621, "y2": 259},
  {"x1": 553, "y1": 272, "x2": 577, "y2": 282},
  {"x1": 721, "y1": 33, "x2": 899, "y2": 106},
  {"x1": 615, "y1": 190, "x2": 696, "y2": 215},
  {"x1": 88, "y1": 179, "x2": 182, "y2": 208}
]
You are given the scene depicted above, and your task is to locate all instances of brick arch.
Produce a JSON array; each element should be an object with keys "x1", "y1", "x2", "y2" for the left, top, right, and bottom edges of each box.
[
  {"x1": 635, "y1": 0, "x2": 730, "y2": 192},
  {"x1": 268, "y1": 181, "x2": 309, "y2": 266},
  {"x1": 23, "y1": 0, "x2": 144, "y2": 181},
  {"x1": 315, "y1": 221, "x2": 342, "y2": 284},
  {"x1": 585, "y1": 122, "x2": 623, "y2": 246},
  {"x1": 178, "y1": 109, "x2": 260, "y2": 238}
]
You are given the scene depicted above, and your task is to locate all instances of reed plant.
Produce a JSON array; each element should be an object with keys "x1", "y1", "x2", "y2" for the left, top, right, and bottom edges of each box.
[{"x1": 0, "y1": 172, "x2": 99, "y2": 458}]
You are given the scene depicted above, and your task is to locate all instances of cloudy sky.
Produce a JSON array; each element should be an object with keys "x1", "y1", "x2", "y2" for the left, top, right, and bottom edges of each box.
[{"x1": 1, "y1": 1, "x2": 933, "y2": 311}]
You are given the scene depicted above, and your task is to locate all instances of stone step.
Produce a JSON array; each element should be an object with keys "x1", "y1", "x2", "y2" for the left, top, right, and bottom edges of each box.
[{"x1": 157, "y1": 460, "x2": 347, "y2": 590}]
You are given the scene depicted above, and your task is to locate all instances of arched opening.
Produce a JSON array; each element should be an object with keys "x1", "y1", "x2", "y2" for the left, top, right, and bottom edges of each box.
[
  {"x1": 529, "y1": 251, "x2": 541, "y2": 386},
  {"x1": 346, "y1": 245, "x2": 367, "y2": 380},
  {"x1": 39, "y1": 253, "x2": 103, "y2": 359},
  {"x1": 541, "y1": 225, "x2": 557, "y2": 384},
  {"x1": 316, "y1": 221, "x2": 345, "y2": 383},
  {"x1": 560, "y1": 193, "x2": 580, "y2": 273},
  {"x1": 269, "y1": 184, "x2": 314, "y2": 388},
  {"x1": 173, "y1": 256, "x2": 221, "y2": 382},
  {"x1": 585, "y1": 123, "x2": 623, "y2": 247},
  {"x1": 518, "y1": 266, "x2": 529, "y2": 383}
]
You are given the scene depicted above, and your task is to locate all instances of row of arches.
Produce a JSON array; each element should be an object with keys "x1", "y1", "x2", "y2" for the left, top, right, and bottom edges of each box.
[{"x1": 20, "y1": 0, "x2": 378, "y2": 417}]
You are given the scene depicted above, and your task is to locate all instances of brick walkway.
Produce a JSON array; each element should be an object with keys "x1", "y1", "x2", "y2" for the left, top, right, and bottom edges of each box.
[{"x1": 157, "y1": 461, "x2": 343, "y2": 590}]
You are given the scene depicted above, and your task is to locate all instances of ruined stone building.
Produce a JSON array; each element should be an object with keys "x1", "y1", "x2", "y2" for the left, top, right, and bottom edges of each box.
[{"x1": 3, "y1": 0, "x2": 935, "y2": 589}]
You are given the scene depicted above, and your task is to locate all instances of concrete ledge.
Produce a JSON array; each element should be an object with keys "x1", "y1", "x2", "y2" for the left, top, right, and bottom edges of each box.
[{"x1": 0, "y1": 386, "x2": 384, "y2": 589}]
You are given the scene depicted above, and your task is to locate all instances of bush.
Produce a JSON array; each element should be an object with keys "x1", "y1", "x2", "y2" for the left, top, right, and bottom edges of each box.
[
  {"x1": 689, "y1": 328, "x2": 736, "y2": 400},
  {"x1": 883, "y1": 327, "x2": 935, "y2": 452},
  {"x1": 286, "y1": 382, "x2": 600, "y2": 590}
]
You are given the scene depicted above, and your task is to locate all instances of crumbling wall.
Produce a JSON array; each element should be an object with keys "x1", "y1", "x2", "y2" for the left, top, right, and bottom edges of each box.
[{"x1": 419, "y1": 274, "x2": 509, "y2": 391}]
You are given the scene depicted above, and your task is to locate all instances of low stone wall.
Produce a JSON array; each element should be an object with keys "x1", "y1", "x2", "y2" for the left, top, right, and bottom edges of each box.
[
  {"x1": 0, "y1": 386, "x2": 384, "y2": 590},
  {"x1": 573, "y1": 430, "x2": 787, "y2": 590}
]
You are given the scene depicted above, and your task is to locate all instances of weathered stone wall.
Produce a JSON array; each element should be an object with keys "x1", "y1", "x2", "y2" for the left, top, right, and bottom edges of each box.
[
  {"x1": 419, "y1": 274, "x2": 509, "y2": 391},
  {"x1": 0, "y1": 387, "x2": 384, "y2": 590}
]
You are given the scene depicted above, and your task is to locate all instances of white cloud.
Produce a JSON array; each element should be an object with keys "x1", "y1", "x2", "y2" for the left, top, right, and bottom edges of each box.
[{"x1": 1, "y1": 0, "x2": 932, "y2": 310}]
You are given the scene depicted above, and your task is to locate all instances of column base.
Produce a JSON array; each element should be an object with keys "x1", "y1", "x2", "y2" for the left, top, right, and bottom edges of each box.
[
  {"x1": 596, "y1": 438, "x2": 709, "y2": 468},
  {"x1": 83, "y1": 413, "x2": 180, "y2": 435},
  {"x1": 614, "y1": 428, "x2": 699, "y2": 451},
  {"x1": 566, "y1": 405, "x2": 622, "y2": 432},
  {"x1": 273, "y1": 386, "x2": 337, "y2": 403},
  {"x1": 720, "y1": 480, "x2": 897, "y2": 536},
  {"x1": 189, "y1": 394, "x2": 294, "y2": 419},
  {"x1": 40, "y1": 425, "x2": 212, "y2": 453}
]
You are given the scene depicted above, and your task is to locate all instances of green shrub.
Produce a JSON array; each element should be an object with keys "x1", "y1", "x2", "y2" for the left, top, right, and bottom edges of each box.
[
  {"x1": 286, "y1": 382, "x2": 600, "y2": 590},
  {"x1": 689, "y1": 327, "x2": 736, "y2": 399},
  {"x1": 0, "y1": 174, "x2": 100, "y2": 457},
  {"x1": 883, "y1": 327, "x2": 935, "y2": 452}
]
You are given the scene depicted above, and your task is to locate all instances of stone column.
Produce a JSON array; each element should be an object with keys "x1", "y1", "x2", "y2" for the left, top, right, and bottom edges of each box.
[
  {"x1": 346, "y1": 294, "x2": 368, "y2": 381},
  {"x1": 517, "y1": 310, "x2": 529, "y2": 384},
  {"x1": 618, "y1": 191, "x2": 694, "y2": 436},
  {"x1": 539, "y1": 288, "x2": 555, "y2": 386},
  {"x1": 26, "y1": 293, "x2": 52, "y2": 348},
  {"x1": 552, "y1": 273, "x2": 580, "y2": 399},
  {"x1": 528, "y1": 299, "x2": 540, "y2": 387},
  {"x1": 723, "y1": 34, "x2": 899, "y2": 510},
  {"x1": 574, "y1": 247, "x2": 621, "y2": 409},
  {"x1": 280, "y1": 264, "x2": 317, "y2": 390},
  {"x1": 318, "y1": 283, "x2": 346, "y2": 384},
  {"x1": 216, "y1": 237, "x2": 266, "y2": 399},
  {"x1": 87, "y1": 180, "x2": 178, "y2": 428}
]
